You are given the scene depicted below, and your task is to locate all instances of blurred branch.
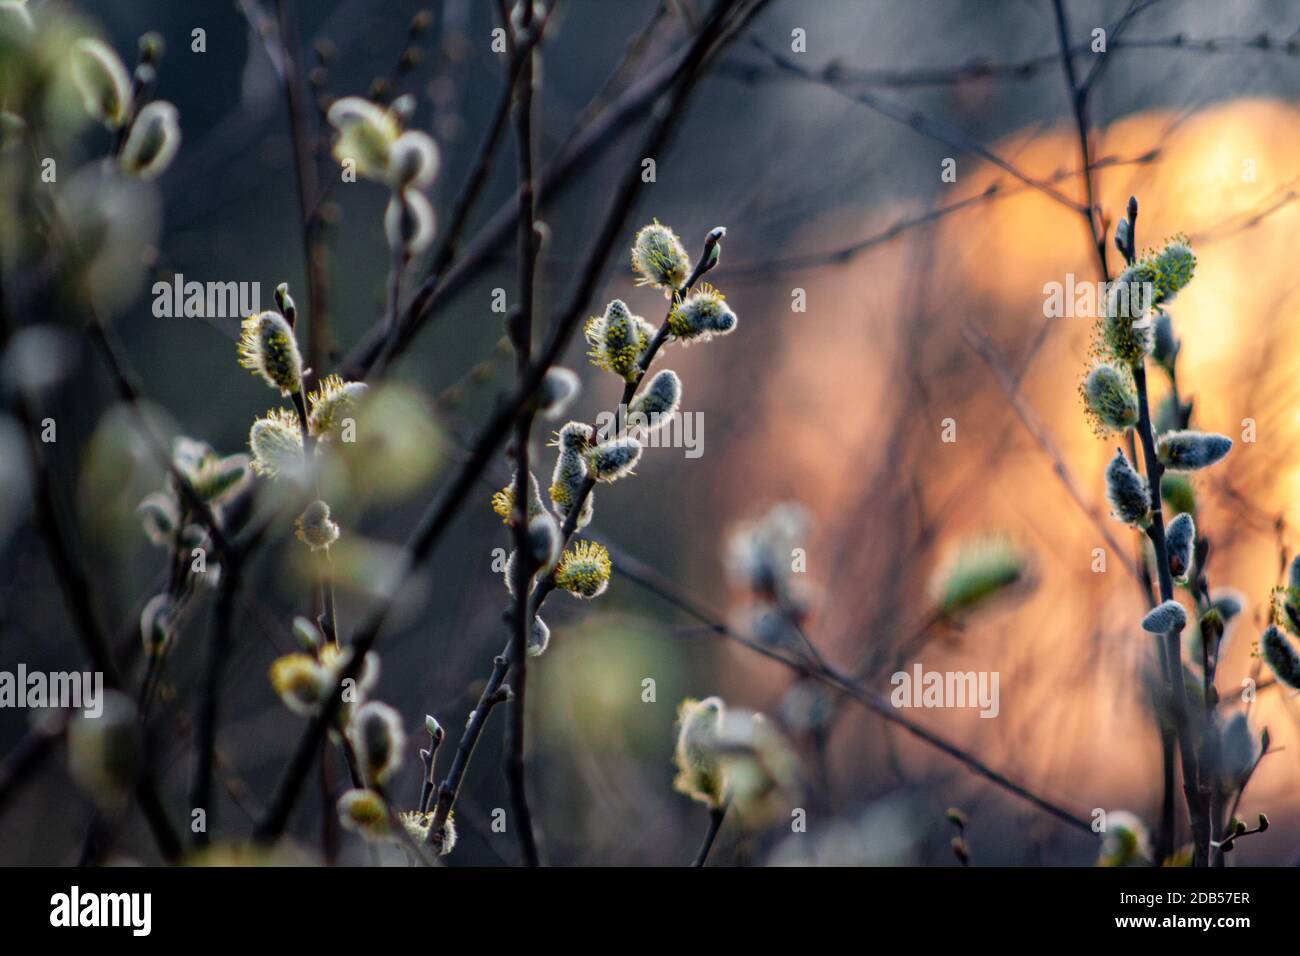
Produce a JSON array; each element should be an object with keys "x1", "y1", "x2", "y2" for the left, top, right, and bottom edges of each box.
[
  {"x1": 188, "y1": 521, "x2": 268, "y2": 849},
  {"x1": 274, "y1": 0, "x2": 331, "y2": 376},
  {"x1": 726, "y1": 149, "x2": 1159, "y2": 278},
  {"x1": 754, "y1": 38, "x2": 1085, "y2": 213},
  {"x1": 602, "y1": 541, "x2": 1097, "y2": 835},
  {"x1": 962, "y1": 322, "x2": 1143, "y2": 589},
  {"x1": 1188, "y1": 172, "x2": 1300, "y2": 245},
  {"x1": 722, "y1": 25, "x2": 1300, "y2": 90},
  {"x1": 374, "y1": 2, "x2": 553, "y2": 376}
]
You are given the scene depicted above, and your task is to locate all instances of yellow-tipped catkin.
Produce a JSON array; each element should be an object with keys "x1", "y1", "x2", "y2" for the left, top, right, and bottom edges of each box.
[
  {"x1": 327, "y1": 96, "x2": 401, "y2": 181},
  {"x1": 336, "y1": 788, "x2": 389, "y2": 841},
  {"x1": 491, "y1": 470, "x2": 545, "y2": 523},
  {"x1": 238, "y1": 310, "x2": 303, "y2": 396},
  {"x1": 554, "y1": 539, "x2": 611, "y2": 599},
  {"x1": 586, "y1": 299, "x2": 651, "y2": 381},
  {"x1": 308, "y1": 375, "x2": 367, "y2": 439},
  {"x1": 1081, "y1": 362, "x2": 1138, "y2": 433},
  {"x1": 668, "y1": 283, "x2": 737, "y2": 343},
  {"x1": 269, "y1": 653, "x2": 330, "y2": 715},
  {"x1": 631, "y1": 220, "x2": 690, "y2": 293},
  {"x1": 248, "y1": 408, "x2": 305, "y2": 479},
  {"x1": 673, "y1": 696, "x2": 726, "y2": 809},
  {"x1": 549, "y1": 423, "x2": 594, "y2": 529}
]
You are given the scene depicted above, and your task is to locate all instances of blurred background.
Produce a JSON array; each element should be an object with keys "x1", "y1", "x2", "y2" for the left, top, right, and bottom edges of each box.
[{"x1": 2, "y1": 0, "x2": 1300, "y2": 865}]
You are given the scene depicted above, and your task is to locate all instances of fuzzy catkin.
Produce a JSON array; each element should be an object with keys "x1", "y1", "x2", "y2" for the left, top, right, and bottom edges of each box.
[
  {"x1": 1082, "y1": 362, "x2": 1138, "y2": 432},
  {"x1": 1156, "y1": 430, "x2": 1232, "y2": 472},
  {"x1": 1105, "y1": 449, "x2": 1150, "y2": 526},
  {"x1": 628, "y1": 369, "x2": 682, "y2": 429},
  {"x1": 1165, "y1": 512, "x2": 1195, "y2": 584},
  {"x1": 1142, "y1": 599, "x2": 1187, "y2": 634},
  {"x1": 1261, "y1": 625, "x2": 1300, "y2": 690}
]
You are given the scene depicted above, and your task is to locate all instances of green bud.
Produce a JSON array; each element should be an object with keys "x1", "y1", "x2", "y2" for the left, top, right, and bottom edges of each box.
[
  {"x1": 931, "y1": 535, "x2": 1030, "y2": 618},
  {"x1": 1160, "y1": 472, "x2": 1195, "y2": 517},
  {"x1": 238, "y1": 310, "x2": 303, "y2": 396}
]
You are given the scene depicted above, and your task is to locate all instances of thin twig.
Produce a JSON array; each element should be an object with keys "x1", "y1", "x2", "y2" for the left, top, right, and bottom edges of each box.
[
  {"x1": 603, "y1": 541, "x2": 1096, "y2": 834},
  {"x1": 962, "y1": 322, "x2": 1143, "y2": 589},
  {"x1": 691, "y1": 805, "x2": 727, "y2": 866},
  {"x1": 755, "y1": 38, "x2": 1087, "y2": 214},
  {"x1": 275, "y1": 0, "x2": 331, "y2": 375}
]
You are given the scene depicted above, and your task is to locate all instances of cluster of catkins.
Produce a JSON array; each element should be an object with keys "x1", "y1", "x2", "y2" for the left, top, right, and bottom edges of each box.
[
  {"x1": 488, "y1": 221, "x2": 738, "y2": 655},
  {"x1": 239, "y1": 284, "x2": 368, "y2": 488},
  {"x1": 1083, "y1": 223, "x2": 1289, "y2": 864},
  {"x1": 134, "y1": 438, "x2": 251, "y2": 658},
  {"x1": 268, "y1": 618, "x2": 451, "y2": 853},
  {"x1": 66, "y1": 31, "x2": 182, "y2": 180},
  {"x1": 1085, "y1": 238, "x2": 1234, "y2": 528},
  {"x1": 325, "y1": 93, "x2": 440, "y2": 257},
  {"x1": 237, "y1": 283, "x2": 447, "y2": 851}
]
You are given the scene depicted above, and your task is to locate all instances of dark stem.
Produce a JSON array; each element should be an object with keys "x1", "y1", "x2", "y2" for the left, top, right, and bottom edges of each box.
[
  {"x1": 691, "y1": 805, "x2": 727, "y2": 866},
  {"x1": 275, "y1": 0, "x2": 330, "y2": 375},
  {"x1": 426, "y1": 650, "x2": 514, "y2": 850},
  {"x1": 503, "y1": 0, "x2": 542, "y2": 868},
  {"x1": 189, "y1": 546, "x2": 243, "y2": 848},
  {"x1": 1133, "y1": 363, "x2": 1209, "y2": 864}
]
